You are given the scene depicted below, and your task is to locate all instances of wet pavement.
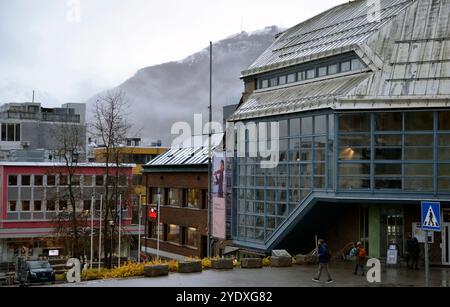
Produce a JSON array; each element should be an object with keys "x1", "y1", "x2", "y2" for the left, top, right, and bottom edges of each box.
[{"x1": 50, "y1": 262, "x2": 450, "y2": 287}]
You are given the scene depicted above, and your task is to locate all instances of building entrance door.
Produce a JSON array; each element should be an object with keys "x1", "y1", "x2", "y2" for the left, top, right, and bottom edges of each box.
[{"x1": 380, "y1": 208, "x2": 404, "y2": 257}]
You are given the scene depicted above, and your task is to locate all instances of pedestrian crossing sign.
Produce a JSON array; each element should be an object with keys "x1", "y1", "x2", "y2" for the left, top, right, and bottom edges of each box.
[{"x1": 421, "y1": 202, "x2": 441, "y2": 231}]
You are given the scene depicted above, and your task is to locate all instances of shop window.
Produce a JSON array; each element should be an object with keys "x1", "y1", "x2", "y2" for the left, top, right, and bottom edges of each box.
[
  {"x1": 8, "y1": 175, "x2": 18, "y2": 186},
  {"x1": 167, "y1": 224, "x2": 180, "y2": 244},
  {"x1": 185, "y1": 227, "x2": 198, "y2": 248},
  {"x1": 34, "y1": 175, "x2": 43, "y2": 186},
  {"x1": 22, "y1": 175, "x2": 31, "y2": 186},
  {"x1": 47, "y1": 175, "x2": 56, "y2": 186},
  {"x1": 9, "y1": 201, "x2": 17, "y2": 212}
]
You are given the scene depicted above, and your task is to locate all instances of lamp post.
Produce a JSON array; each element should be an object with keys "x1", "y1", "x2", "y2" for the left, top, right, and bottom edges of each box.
[
  {"x1": 118, "y1": 194, "x2": 122, "y2": 268},
  {"x1": 98, "y1": 194, "x2": 102, "y2": 271},
  {"x1": 138, "y1": 193, "x2": 142, "y2": 263},
  {"x1": 157, "y1": 191, "x2": 161, "y2": 261},
  {"x1": 109, "y1": 220, "x2": 114, "y2": 268},
  {"x1": 90, "y1": 194, "x2": 94, "y2": 269}
]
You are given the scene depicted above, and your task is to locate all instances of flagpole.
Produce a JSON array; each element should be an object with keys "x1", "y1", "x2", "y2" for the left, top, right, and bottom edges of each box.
[
  {"x1": 98, "y1": 194, "x2": 102, "y2": 271},
  {"x1": 207, "y1": 41, "x2": 213, "y2": 258},
  {"x1": 118, "y1": 194, "x2": 122, "y2": 268}
]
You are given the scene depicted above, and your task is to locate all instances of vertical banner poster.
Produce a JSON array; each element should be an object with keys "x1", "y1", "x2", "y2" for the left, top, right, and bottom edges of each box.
[{"x1": 212, "y1": 151, "x2": 226, "y2": 239}]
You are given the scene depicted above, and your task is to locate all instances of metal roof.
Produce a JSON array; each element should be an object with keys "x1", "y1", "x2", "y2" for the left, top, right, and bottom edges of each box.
[
  {"x1": 229, "y1": 72, "x2": 372, "y2": 121},
  {"x1": 242, "y1": 0, "x2": 415, "y2": 77},
  {"x1": 145, "y1": 146, "x2": 215, "y2": 167}
]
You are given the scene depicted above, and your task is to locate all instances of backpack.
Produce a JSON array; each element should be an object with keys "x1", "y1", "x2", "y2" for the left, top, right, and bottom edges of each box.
[{"x1": 358, "y1": 247, "x2": 367, "y2": 258}]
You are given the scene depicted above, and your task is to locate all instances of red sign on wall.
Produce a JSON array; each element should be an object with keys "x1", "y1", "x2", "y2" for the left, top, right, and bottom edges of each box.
[{"x1": 148, "y1": 208, "x2": 158, "y2": 220}]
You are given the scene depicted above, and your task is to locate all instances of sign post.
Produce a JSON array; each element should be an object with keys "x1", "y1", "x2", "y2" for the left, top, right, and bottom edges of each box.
[{"x1": 421, "y1": 201, "x2": 441, "y2": 287}]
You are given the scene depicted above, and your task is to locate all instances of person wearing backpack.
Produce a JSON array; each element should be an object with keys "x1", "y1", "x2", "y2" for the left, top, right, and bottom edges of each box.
[
  {"x1": 312, "y1": 239, "x2": 333, "y2": 283},
  {"x1": 354, "y1": 242, "x2": 367, "y2": 276}
]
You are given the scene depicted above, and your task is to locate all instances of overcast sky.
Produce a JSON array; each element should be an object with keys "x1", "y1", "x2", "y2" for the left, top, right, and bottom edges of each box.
[{"x1": 0, "y1": 0, "x2": 344, "y2": 105}]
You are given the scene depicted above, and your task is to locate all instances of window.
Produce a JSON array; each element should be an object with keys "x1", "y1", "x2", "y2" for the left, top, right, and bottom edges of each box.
[
  {"x1": 83, "y1": 200, "x2": 91, "y2": 211},
  {"x1": 279, "y1": 75, "x2": 287, "y2": 85},
  {"x1": 59, "y1": 175, "x2": 68, "y2": 186},
  {"x1": 1, "y1": 123, "x2": 6, "y2": 141},
  {"x1": 167, "y1": 224, "x2": 180, "y2": 244},
  {"x1": 405, "y1": 112, "x2": 434, "y2": 131},
  {"x1": 15, "y1": 124, "x2": 20, "y2": 141},
  {"x1": 306, "y1": 69, "x2": 316, "y2": 79},
  {"x1": 439, "y1": 111, "x2": 450, "y2": 130},
  {"x1": 297, "y1": 71, "x2": 305, "y2": 81},
  {"x1": 339, "y1": 114, "x2": 370, "y2": 132},
  {"x1": 318, "y1": 66, "x2": 327, "y2": 77},
  {"x1": 168, "y1": 188, "x2": 182, "y2": 206},
  {"x1": 287, "y1": 73, "x2": 296, "y2": 83},
  {"x1": 47, "y1": 200, "x2": 56, "y2": 211},
  {"x1": 71, "y1": 175, "x2": 80, "y2": 186},
  {"x1": 186, "y1": 189, "x2": 200, "y2": 208},
  {"x1": 7, "y1": 124, "x2": 14, "y2": 141},
  {"x1": 261, "y1": 79, "x2": 269, "y2": 89},
  {"x1": 376, "y1": 113, "x2": 402, "y2": 131},
  {"x1": 47, "y1": 175, "x2": 56, "y2": 186},
  {"x1": 84, "y1": 175, "x2": 93, "y2": 186},
  {"x1": 22, "y1": 175, "x2": 31, "y2": 186},
  {"x1": 9, "y1": 201, "x2": 17, "y2": 212},
  {"x1": 185, "y1": 227, "x2": 198, "y2": 248},
  {"x1": 34, "y1": 201, "x2": 42, "y2": 211},
  {"x1": 95, "y1": 175, "x2": 104, "y2": 186},
  {"x1": 59, "y1": 200, "x2": 67, "y2": 211},
  {"x1": 341, "y1": 61, "x2": 351, "y2": 72},
  {"x1": 269, "y1": 77, "x2": 278, "y2": 87},
  {"x1": 22, "y1": 200, "x2": 30, "y2": 211},
  {"x1": 34, "y1": 175, "x2": 43, "y2": 186},
  {"x1": 328, "y1": 63, "x2": 338, "y2": 75},
  {"x1": 351, "y1": 58, "x2": 364, "y2": 70},
  {"x1": 8, "y1": 175, "x2": 18, "y2": 186},
  {"x1": 119, "y1": 176, "x2": 127, "y2": 186}
]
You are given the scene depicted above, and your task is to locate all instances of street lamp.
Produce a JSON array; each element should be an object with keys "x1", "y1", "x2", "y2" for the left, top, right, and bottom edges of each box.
[{"x1": 109, "y1": 220, "x2": 114, "y2": 267}]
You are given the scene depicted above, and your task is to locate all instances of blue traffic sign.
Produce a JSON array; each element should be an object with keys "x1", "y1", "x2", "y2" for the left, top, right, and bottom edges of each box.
[{"x1": 421, "y1": 202, "x2": 441, "y2": 231}]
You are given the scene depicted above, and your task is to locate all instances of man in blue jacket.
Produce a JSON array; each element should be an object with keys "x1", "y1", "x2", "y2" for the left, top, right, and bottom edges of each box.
[{"x1": 312, "y1": 239, "x2": 333, "y2": 283}]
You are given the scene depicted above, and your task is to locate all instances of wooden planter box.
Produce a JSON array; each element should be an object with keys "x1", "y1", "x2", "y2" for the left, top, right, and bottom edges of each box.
[
  {"x1": 270, "y1": 256, "x2": 292, "y2": 267},
  {"x1": 241, "y1": 258, "x2": 263, "y2": 269},
  {"x1": 144, "y1": 264, "x2": 169, "y2": 277},
  {"x1": 211, "y1": 259, "x2": 234, "y2": 270},
  {"x1": 178, "y1": 261, "x2": 202, "y2": 273}
]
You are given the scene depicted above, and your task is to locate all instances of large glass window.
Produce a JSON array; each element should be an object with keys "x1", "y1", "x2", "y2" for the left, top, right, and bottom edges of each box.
[
  {"x1": 167, "y1": 224, "x2": 180, "y2": 244},
  {"x1": 405, "y1": 112, "x2": 434, "y2": 131},
  {"x1": 168, "y1": 188, "x2": 182, "y2": 206},
  {"x1": 185, "y1": 227, "x2": 198, "y2": 248},
  {"x1": 186, "y1": 189, "x2": 200, "y2": 208},
  {"x1": 376, "y1": 113, "x2": 402, "y2": 131},
  {"x1": 339, "y1": 114, "x2": 370, "y2": 132}
]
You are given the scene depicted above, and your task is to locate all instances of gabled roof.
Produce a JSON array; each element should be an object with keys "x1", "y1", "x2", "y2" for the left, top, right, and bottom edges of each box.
[
  {"x1": 144, "y1": 146, "x2": 215, "y2": 168},
  {"x1": 242, "y1": 0, "x2": 414, "y2": 78}
]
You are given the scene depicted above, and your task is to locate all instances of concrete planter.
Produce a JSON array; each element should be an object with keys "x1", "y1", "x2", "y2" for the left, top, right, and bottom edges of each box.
[
  {"x1": 295, "y1": 254, "x2": 317, "y2": 265},
  {"x1": 241, "y1": 258, "x2": 263, "y2": 269},
  {"x1": 178, "y1": 261, "x2": 202, "y2": 273},
  {"x1": 270, "y1": 256, "x2": 292, "y2": 267},
  {"x1": 211, "y1": 259, "x2": 234, "y2": 270},
  {"x1": 144, "y1": 264, "x2": 169, "y2": 277}
]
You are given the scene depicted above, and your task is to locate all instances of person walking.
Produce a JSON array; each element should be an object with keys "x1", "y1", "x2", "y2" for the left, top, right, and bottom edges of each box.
[
  {"x1": 312, "y1": 239, "x2": 333, "y2": 283},
  {"x1": 405, "y1": 235, "x2": 414, "y2": 268},
  {"x1": 354, "y1": 242, "x2": 367, "y2": 276}
]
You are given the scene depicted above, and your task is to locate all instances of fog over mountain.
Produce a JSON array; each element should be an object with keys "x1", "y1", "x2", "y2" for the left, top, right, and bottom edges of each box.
[{"x1": 88, "y1": 26, "x2": 281, "y2": 146}]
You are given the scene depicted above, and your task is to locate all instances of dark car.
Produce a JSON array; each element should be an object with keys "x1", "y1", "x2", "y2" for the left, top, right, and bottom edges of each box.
[{"x1": 17, "y1": 260, "x2": 55, "y2": 286}]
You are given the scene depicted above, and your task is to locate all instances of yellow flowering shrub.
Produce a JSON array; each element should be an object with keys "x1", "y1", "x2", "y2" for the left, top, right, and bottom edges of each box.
[{"x1": 262, "y1": 257, "x2": 271, "y2": 267}]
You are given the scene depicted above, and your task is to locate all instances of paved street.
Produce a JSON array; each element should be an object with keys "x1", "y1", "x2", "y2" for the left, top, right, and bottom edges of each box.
[{"x1": 51, "y1": 262, "x2": 450, "y2": 287}]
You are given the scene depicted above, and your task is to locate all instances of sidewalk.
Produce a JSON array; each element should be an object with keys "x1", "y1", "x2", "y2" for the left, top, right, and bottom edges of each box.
[{"x1": 52, "y1": 262, "x2": 450, "y2": 287}]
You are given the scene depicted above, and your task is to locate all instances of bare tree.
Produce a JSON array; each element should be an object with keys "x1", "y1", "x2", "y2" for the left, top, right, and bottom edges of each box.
[
  {"x1": 49, "y1": 122, "x2": 87, "y2": 258},
  {"x1": 91, "y1": 89, "x2": 131, "y2": 268}
]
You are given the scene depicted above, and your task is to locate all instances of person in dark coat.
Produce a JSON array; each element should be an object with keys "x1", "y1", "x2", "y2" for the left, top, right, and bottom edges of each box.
[
  {"x1": 410, "y1": 237, "x2": 420, "y2": 270},
  {"x1": 312, "y1": 239, "x2": 333, "y2": 283},
  {"x1": 405, "y1": 235, "x2": 414, "y2": 268}
]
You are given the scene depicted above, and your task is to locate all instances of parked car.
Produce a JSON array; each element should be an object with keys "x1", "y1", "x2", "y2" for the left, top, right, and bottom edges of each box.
[{"x1": 16, "y1": 259, "x2": 55, "y2": 286}]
